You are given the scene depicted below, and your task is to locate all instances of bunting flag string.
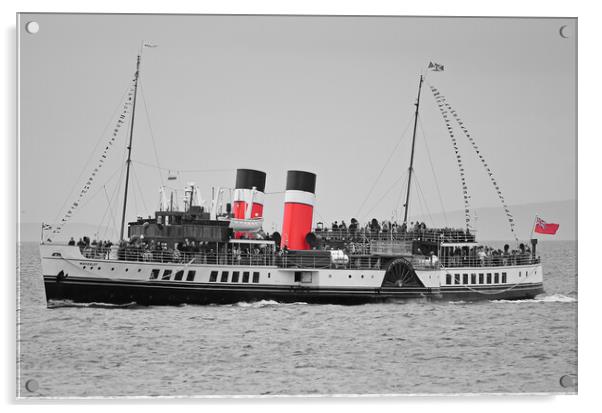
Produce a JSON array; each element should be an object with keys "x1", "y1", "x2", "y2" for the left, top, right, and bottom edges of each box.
[
  {"x1": 429, "y1": 85, "x2": 473, "y2": 230},
  {"x1": 47, "y1": 81, "x2": 136, "y2": 238},
  {"x1": 429, "y1": 84, "x2": 518, "y2": 241}
]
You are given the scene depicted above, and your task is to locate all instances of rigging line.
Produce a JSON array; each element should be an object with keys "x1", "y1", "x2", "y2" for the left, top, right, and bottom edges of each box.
[
  {"x1": 51, "y1": 82, "x2": 133, "y2": 226},
  {"x1": 131, "y1": 166, "x2": 149, "y2": 215},
  {"x1": 97, "y1": 185, "x2": 118, "y2": 241},
  {"x1": 354, "y1": 114, "x2": 414, "y2": 217},
  {"x1": 432, "y1": 85, "x2": 517, "y2": 240},
  {"x1": 102, "y1": 185, "x2": 119, "y2": 241},
  {"x1": 413, "y1": 171, "x2": 435, "y2": 226},
  {"x1": 361, "y1": 170, "x2": 408, "y2": 220},
  {"x1": 130, "y1": 159, "x2": 235, "y2": 174},
  {"x1": 394, "y1": 178, "x2": 407, "y2": 223},
  {"x1": 130, "y1": 168, "x2": 140, "y2": 219},
  {"x1": 428, "y1": 85, "x2": 473, "y2": 230},
  {"x1": 418, "y1": 115, "x2": 449, "y2": 226},
  {"x1": 414, "y1": 179, "x2": 426, "y2": 222},
  {"x1": 138, "y1": 81, "x2": 165, "y2": 188},
  {"x1": 68, "y1": 166, "x2": 123, "y2": 220},
  {"x1": 105, "y1": 162, "x2": 127, "y2": 240}
]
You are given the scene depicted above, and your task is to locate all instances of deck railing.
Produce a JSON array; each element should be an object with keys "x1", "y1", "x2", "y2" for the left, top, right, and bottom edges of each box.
[
  {"x1": 61, "y1": 244, "x2": 540, "y2": 271},
  {"x1": 439, "y1": 255, "x2": 540, "y2": 268},
  {"x1": 315, "y1": 228, "x2": 476, "y2": 244}
]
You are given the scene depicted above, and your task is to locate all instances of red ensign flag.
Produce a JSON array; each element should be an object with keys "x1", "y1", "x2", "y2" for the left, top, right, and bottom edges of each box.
[{"x1": 534, "y1": 217, "x2": 559, "y2": 235}]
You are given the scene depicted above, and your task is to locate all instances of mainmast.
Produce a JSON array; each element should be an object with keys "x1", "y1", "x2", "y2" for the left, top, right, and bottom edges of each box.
[
  {"x1": 402, "y1": 74, "x2": 424, "y2": 225},
  {"x1": 119, "y1": 54, "x2": 141, "y2": 240}
]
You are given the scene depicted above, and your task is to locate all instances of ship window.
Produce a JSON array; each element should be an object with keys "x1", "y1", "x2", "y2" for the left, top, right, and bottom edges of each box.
[
  {"x1": 486, "y1": 273, "x2": 492, "y2": 284},
  {"x1": 174, "y1": 270, "x2": 184, "y2": 281},
  {"x1": 242, "y1": 271, "x2": 250, "y2": 283},
  {"x1": 220, "y1": 271, "x2": 229, "y2": 282},
  {"x1": 519, "y1": 271, "x2": 522, "y2": 277},
  {"x1": 479, "y1": 273, "x2": 484, "y2": 284},
  {"x1": 268, "y1": 273, "x2": 271, "y2": 278},
  {"x1": 526, "y1": 271, "x2": 529, "y2": 277},
  {"x1": 454, "y1": 274, "x2": 460, "y2": 285},
  {"x1": 494, "y1": 273, "x2": 499, "y2": 283},
  {"x1": 232, "y1": 271, "x2": 240, "y2": 282},
  {"x1": 502, "y1": 272, "x2": 507, "y2": 283},
  {"x1": 209, "y1": 271, "x2": 218, "y2": 282},
  {"x1": 294, "y1": 272, "x2": 302, "y2": 282},
  {"x1": 471, "y1": 273, "x2": 476, "y2": 284},
  {"x1": 186, "y1": 270, "x2": 196, "y2": 281},
  {"x1": 162, "y1": 270, "x2": 172, "y2": 280},
  {"x1": 446, "y1": 274, "x2": 452, "y2": 285},
  {"x1": 252, "y1": 272, "x2": 260, "y2": 283},
  {"x1": 150, "y1": 269, "x2": 160, "y2": 280},
  {"x1": 301, "y1": 273, "x2": 312, "y2": 283},
  {"x1": 462, "y1": 274, "x2": 468, "y2": 284}
]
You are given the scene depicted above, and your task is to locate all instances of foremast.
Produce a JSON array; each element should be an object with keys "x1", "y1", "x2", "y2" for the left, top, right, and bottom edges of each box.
[{"x1": 119, "y1": 54, "x2": 141, "y2": 240}]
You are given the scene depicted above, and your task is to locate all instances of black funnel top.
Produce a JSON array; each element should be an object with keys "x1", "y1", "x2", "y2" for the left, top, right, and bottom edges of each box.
[
  {"x1": 235, "y1": 169, "x2": 266, "y2": 192},
  {"x1": 285, "y1": 170, "x2": 316, "y2": 193}
]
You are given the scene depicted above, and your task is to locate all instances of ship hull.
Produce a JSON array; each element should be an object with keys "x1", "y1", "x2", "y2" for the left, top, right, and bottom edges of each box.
[
  {"x1": 43, "y1": 275, "x2": 544, "y2": 306},
  {"x1": 41, "y1": 245, "x2": 544, "y2": 306}
]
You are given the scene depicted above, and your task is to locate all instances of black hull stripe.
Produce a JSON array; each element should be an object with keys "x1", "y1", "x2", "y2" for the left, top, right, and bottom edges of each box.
[{"x1": 43, "y1": 276, "x2": 544, "y2": 305}]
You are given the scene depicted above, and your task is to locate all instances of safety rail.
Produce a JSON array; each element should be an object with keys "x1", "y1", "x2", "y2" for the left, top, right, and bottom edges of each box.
[
  {"x1": 279, "y1": 255, "x2": 382, "y2": 270},
  {"x1": 77, "y1": 246, "x2": 277, "y2": 267},
  {"x1": 74, "y1": 245, "x2": 381, "y2": 270},
  {"x1": 315, "y1": 228, "x2": 477, "y2": 244},
  {"x1": 439, "y1": 255, "x2": 540, "y2": 268}
]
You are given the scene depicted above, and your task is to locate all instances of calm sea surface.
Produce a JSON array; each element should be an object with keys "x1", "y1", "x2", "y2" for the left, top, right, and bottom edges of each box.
[{"x1": 17, "y1": 240, "x2": 577, "y2": 397}]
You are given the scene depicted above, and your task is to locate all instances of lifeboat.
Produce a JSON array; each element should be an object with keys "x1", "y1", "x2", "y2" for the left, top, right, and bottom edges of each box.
[{"x1": 228, "y1": 217, "x2": 264, "y2": 233}]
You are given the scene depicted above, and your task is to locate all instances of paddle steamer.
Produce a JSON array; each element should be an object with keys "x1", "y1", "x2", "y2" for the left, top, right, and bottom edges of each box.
[{"x1": 40, "y1": 54, "x2": 544, "y2": 305}]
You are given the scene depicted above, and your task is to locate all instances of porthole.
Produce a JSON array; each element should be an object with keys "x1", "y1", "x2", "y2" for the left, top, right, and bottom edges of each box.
[
  {"x1": 329, "y1": 274, "x2": 332, "y2": 278},
  {"x1": 138, "y1": 268, "x2": 141, "y2": 272},
  {"x1": 98, "y1": 267, "x2": 101, "y2": 270},
  {"x1": 361, "y1": 275, "x2": 364, "y2": 279},
  {"x1": 268, "y1": 273, "x2": 271, "y2": 278},
  {"x1": 83, "y1": 266, "x2": 86, "y2": 269},
  {"x1": 125, "y1": 268, "x2": 129, "y2": 272},
  {"x1": 348, "y1": 275, "x2": 352, "y2": 279},
  {"x1": 111, "y1": 267, "x2": 115, "y2": 271}
]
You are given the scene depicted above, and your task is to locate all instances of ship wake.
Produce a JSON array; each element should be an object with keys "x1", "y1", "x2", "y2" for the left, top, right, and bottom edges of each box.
[
  {"x1": 490, "y1": 294, "x2": 577, "y2": 304},
  {"x1": 47, "y1": 299, "x2": 140, "y2": 309}
]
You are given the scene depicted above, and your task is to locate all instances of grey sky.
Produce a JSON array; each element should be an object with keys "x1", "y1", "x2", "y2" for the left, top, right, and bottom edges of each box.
[{"x1": 19, "y1": 14, "x2": 576, "y2": 239}]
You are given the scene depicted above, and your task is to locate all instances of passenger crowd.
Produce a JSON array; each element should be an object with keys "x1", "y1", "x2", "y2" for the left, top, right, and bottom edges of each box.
[
  {"x1": 72, "y1": 235, "x2": 275, "y2": 265},
  {"x1": 315, "y1": 218, "x2": 475, "y2": 243},
  {"x1": 440, "y1": 243, "x2": 538, "y2": 267}
]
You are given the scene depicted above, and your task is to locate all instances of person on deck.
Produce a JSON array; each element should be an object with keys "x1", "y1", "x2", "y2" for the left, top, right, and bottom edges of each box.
[{"x1": 68, "y1": 237, "x2": 75, "y2": 246}]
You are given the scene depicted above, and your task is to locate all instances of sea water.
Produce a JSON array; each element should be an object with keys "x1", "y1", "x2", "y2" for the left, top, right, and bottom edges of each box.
[{"x1": 17, "y1": 241, "x2": 577, "y2": 397}]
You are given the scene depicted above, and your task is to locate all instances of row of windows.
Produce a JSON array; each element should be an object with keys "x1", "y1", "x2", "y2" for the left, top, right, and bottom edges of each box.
[
  {"x1": 209, "y1": 270, "x2": 261, "y2": 283},
  {"x1": 150, "y1": 269, "x2": 196, "y2": 281},
  {"x1": 446, "y1": 272, "x2": 507, "y2": 285}
]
